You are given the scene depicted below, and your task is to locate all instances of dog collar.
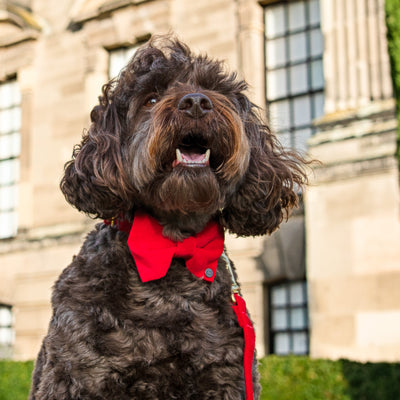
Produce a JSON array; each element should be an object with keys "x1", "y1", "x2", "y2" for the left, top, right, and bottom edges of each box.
[{"x1": 105, "y1": 211, "x2": 224, "y2": 283}]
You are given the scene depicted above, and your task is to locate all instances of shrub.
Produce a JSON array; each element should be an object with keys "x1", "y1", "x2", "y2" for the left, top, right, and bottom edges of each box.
[
  {"x1": 385, "y1": 0, "x2": 400, "y2": 161},
  {"x1": 341, "y1": 359, "x2": 400, "y2": 400},
  {"x1": 259, "y1": 356, "x2": 350, "y2": 400},
  {"x1": 259, "y1": 356, "x2": 400, "y2": 400},
  {"x1": 0, "y1": 361, "x2": 34, "y2": 400}
]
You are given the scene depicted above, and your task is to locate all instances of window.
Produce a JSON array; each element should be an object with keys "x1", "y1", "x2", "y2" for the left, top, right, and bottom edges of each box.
[
  {"x1": 269, "y1": 280, "x2": 309, "y2": 355},
  {"x1": 264, "y1": 0, "x2": 324, "y2": 153},
  {"x1": 0, "y1": 79, "x2": 21, "y2": 239},
  {"x1": 0, "y1": 304, "x2": 14, "y2": 358},
  {"x1": 109, "y1": 46, "x2": 138, "y2": 79}
]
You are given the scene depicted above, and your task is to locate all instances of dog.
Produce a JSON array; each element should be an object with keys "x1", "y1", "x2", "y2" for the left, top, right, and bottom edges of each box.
[{"x1": 29, "y1": 35, "x2": 307, "y2": 399}]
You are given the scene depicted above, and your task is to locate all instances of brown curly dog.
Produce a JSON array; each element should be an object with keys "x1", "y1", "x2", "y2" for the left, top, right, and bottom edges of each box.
[{"x1": 29, "y1": 35, "x2": 307, "y2": 400}]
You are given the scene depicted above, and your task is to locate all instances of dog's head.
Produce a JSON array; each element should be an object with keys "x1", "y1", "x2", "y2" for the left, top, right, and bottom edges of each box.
[{"x1": 61, "y1": 35, "x2": 307, "y2": 239}]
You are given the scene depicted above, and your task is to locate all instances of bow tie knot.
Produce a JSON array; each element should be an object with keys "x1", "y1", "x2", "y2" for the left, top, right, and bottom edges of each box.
[
  {"x1": 174, "y1": 236, "x2": 196, "y2": 260},
  {"x1": 127, "y1": 212, "x2": 224, "y2": 283}
]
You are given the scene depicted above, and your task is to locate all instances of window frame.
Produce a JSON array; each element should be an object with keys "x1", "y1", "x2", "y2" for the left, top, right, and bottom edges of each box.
[
  {"x1": 0, "y1": 303, "x2": 14, "y2": 358},
  {"x1": 268, "y1": 280, "x2": 310, "y2": 355},
  {"x1": 0, "y1": 77, "x2": 21, "y2": 240},
  {"x1": 108, "y1": 45, "x2": 138, "y2": 80},
  {"x1": 263, "y1": 0, "x2": 324, "y2": 152}
]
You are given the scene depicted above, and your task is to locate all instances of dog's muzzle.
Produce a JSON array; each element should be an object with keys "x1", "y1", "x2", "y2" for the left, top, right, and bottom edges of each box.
[{"x1": 172, "y1": 93, "x2": 213, "y2": 169}]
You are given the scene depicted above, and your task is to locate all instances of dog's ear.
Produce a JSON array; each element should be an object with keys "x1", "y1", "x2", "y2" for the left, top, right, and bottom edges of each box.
[
  {"x1": 60, "y1": 81, "x2": 135, "y2": 219},
  {"x1": 221, "y1": 102, "x2": 308, "y2": 237}
]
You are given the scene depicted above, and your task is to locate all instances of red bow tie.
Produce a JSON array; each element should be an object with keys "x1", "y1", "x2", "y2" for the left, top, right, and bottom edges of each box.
[{"x1": 125, "y1": 212, "x2": 224, "y2": 283}]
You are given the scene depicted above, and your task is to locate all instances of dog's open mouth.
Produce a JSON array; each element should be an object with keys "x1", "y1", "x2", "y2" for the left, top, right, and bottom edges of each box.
[
  {"x1": 172, "y1": 148, "x2": 210, "y2": 168},
  {"x1": 172, "y1": 133, "x2": 211, "y2": 168}
]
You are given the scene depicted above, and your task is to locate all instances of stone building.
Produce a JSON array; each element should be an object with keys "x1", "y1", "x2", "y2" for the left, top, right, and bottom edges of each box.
[{"x1": 0, "y1": 0, "x2": 399, "y2": 362}]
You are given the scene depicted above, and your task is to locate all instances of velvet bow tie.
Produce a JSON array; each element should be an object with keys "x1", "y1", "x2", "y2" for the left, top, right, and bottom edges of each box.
[{"x1": 125, "y1": 212, "x2": 224, "y2": 283}]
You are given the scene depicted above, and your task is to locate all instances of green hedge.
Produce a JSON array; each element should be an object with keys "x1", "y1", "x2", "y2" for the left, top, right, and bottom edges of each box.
[
  {"x1": 1, "y1": 357, "x2": 400, "y2": 399},
  {"x1": 0, "y1": 361, "x2": 33, "y2": 400},
  {"x1": 385, "y1": 0, "x2": 400, "y2": 161},
  {"x1": 259, "y1": 356, "x2": 400, "y2": 400},
  {"x1": 259, "y1": 356, "x2": 350, "y2": 400}
]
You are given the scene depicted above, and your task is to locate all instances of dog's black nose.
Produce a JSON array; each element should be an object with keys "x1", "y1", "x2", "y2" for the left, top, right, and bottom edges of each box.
[{"x1": 178, "y1": 93, "x2": 213, "y2": 118}]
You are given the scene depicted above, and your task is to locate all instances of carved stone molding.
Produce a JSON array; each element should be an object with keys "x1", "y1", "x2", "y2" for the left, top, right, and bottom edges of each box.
[
  {"x1": 68, "y1": 0, "x2": 155, "y2": 31},
  {"x1": 309, "y1": 100, "x2": 398, "y2": 183},
  {"x1": 0, "y1": 1, "x2": 43, "y2": 47}
]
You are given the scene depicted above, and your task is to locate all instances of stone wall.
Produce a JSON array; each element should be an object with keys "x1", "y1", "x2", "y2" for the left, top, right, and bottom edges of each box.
[
  {"x1": 306, "y1": 0, "x2": 400, "y2": 361},
  {"x1": 306, "y1": 100, "x2": 400, "y2": 361},
  {"x1": 0, "y1": 0, "x2": 267, "y2": 360}
]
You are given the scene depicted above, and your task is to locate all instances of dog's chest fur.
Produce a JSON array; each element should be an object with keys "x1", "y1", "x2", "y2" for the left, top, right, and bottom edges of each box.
[{"x1": 41, "y1": 224, "x2": 249, "y2": 399}]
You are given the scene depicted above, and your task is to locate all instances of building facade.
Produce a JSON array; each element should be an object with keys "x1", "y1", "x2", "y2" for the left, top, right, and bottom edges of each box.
[{"x1": 0, "y1": 0, "x2": 399, "y2": 362}]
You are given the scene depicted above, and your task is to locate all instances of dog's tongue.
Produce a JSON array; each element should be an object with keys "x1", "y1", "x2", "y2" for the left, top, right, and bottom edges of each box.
[{"x1": 182, "y1": 151, "x2": 205, "y2": 162}]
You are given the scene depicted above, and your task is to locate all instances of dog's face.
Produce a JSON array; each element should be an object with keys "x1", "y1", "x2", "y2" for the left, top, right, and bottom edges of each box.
[
  {"x1": 129, "y1": 84, "x2": 250, "y2": 220},
  {"x1": 61, "y1": 36, "x2": 307, "y2": 238}
]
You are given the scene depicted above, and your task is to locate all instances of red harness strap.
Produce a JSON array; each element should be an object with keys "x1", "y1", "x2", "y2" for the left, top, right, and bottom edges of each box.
[{"x1": 232, "y1": 293, "x2": 255, "y2": 400}]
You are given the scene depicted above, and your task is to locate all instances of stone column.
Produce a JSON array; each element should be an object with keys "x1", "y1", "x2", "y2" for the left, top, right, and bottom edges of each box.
[
  {"x1": 306, "y1": 0, "x2": 400, "y2": 361},
  {"x1": 321, "y1": 0, "x2": 393, "y2": 113},
  {"x1": 235, "y1": 0, "x2": 266, "y2": 108},
  {"x1": 226, "y1": 0, "x2": 269, "y2": 357}
]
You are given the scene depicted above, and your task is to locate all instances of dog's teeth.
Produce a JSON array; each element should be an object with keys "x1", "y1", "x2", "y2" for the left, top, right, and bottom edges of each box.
[
  {"x1": 176, "y1": 148, "x2": 183, "y2": 163},
  {"x1": 204, "y1": 149, "x2": 210, "y2": 163},
  {"x1": 173, "y1": 148, "x2": 210, "y2": 167}
]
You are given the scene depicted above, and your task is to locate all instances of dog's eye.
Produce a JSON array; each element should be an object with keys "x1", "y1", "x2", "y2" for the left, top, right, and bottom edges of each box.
[{"x1": 144, "y1": 96, "x2": 159, "y2": 108}]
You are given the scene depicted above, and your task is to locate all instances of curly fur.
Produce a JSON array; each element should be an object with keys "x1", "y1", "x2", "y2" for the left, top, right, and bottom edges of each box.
[{"x1": 30, "y1": 35, "x2": 308, "y2": 399}]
